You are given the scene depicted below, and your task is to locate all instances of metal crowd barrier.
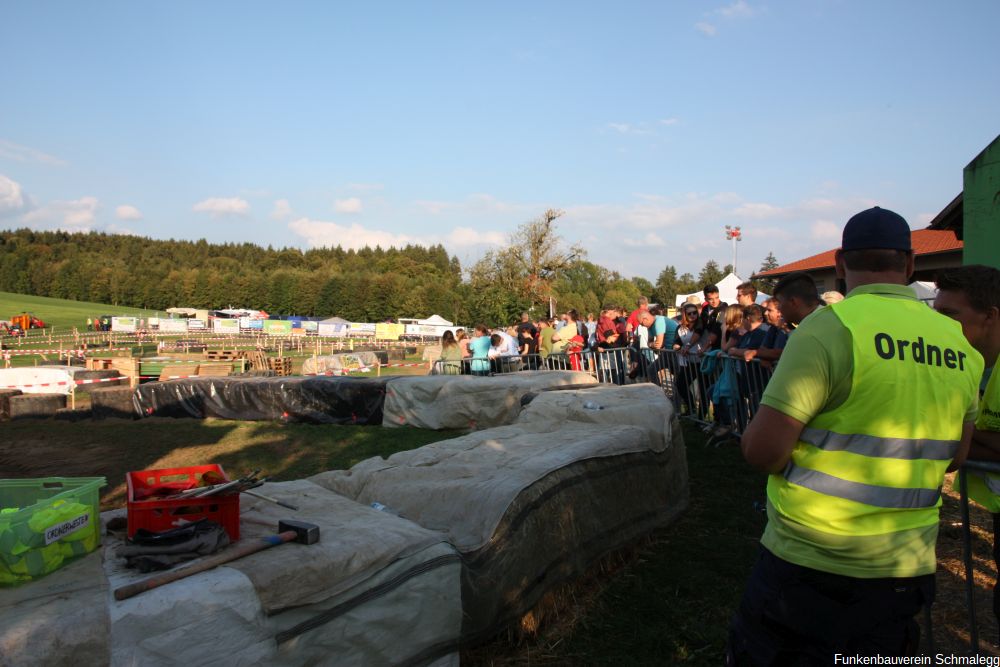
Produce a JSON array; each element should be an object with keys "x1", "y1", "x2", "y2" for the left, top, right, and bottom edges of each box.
[
  {"x1": 957, "y1": 459, "x2": 1000, "y2": 653},
  {"x1": 428, "y1": 346, "x2": 775, "y2": 434}
]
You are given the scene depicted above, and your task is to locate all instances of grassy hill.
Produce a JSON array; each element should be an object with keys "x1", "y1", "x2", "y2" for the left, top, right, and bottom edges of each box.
[{"x1": 0, "y1": 291, "x2": 167, "y2": 331}]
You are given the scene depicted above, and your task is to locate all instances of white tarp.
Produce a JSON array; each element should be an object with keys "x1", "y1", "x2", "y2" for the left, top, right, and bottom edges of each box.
[
  {"x1": 312, "y1": 400, "x2": 688, "y2": 640},
  {"x1": 0, "y1": 366, "x2": 78, "y2": 395},
  {"x1": 381, "y1": 371, "x2": 597, "y2": 430},
  {"x1": 515, "y1": 383, "x2": 679, "y2": 454}
]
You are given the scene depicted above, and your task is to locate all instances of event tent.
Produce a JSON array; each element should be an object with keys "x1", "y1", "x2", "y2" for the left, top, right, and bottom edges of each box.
[
  {"x1": 909, "y1": 281, "x2": 938, "y2": 303},
  {"x1": 674, "y1": 273, "x2": 769, "y2": 307}
]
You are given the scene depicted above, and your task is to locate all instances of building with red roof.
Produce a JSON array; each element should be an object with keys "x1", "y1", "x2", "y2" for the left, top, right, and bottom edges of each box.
[{"x1": 753, "y1": 196, "x2": 965, "y2": 294}]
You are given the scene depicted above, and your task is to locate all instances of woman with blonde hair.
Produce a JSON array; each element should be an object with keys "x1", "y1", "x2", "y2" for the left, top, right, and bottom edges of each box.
[
  {"x1": 439, "y1": 330, "x2": 462, "y2": 375},
  {"x1": 455, "y1": 328, "x2": 471, "y2": 358},
  {"x1": 720, "y1": 304, "x2": 746, "y2": 354}
]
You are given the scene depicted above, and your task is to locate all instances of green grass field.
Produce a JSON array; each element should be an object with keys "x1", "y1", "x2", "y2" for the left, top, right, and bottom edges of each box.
[{"x1": 0, "y1": 290, "x2": 166, "y2": 331}]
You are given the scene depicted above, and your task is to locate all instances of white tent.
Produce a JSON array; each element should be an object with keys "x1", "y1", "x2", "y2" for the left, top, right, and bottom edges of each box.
[
  {"x1": 418, "y1": 314, "x2": 453, "y2": 326},
  {"x1": 909, "y1": 281, "x2": 938, "y2": 303},
  {"x1": 319, "y1": 316, "x2": 351, "y2": 325},
  {"x1": 674, "y1": 273, "x2": 769, "y2": 307}
]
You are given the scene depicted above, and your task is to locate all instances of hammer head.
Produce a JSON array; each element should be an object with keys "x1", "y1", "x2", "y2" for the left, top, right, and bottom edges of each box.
[{"x1": 279, "y1": 519, "x2": 320, "y2": 545}]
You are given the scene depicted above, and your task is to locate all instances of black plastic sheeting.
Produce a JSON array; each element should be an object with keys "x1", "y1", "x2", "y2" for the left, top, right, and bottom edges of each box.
[{"x1": 132, "y1": 376, "x2": 395, "y2": 425}]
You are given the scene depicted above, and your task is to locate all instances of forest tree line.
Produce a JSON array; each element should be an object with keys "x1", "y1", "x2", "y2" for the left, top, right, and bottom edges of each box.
[{"x1": 0, "y1": 217, "x2": 779, "y2": 325}]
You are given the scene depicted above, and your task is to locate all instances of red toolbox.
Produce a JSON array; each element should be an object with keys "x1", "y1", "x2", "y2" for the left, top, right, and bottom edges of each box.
[{"x1": 126, "y1": 464, "x2": 240, "y2": 541}]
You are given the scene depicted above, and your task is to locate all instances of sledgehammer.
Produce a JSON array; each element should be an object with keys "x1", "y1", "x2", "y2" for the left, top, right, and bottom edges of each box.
[{"x1": 113, "y1": 519, "x2": 320, "y2": 601}]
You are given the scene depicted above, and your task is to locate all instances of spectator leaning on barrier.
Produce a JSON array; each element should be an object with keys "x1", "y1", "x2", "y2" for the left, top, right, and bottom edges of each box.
[
  {"x1": 537, "y1": 318, "x2": 555, "y2": 360},
  {"x1": 736, "y1": 282, "x2": 758, "y2": 307},
  {"x1": 729, "y1": 206, "x2": 983, "y2": 661},
  {"x1": 933, "y1": 266, "x2": 1000, "y2": 614},
  {"x1": 751, "y1": 298, "x2": 790, "y2": 364},
  {"x1": 455, "y1": 328, "x2": 471, "y2": 358},
  {"x1": 439, "y1": 330, "x2": 462, "y2": 375},
  {"x1": 468, "y1": 324, "x2": 492, "y2": 375},
  {"x1": 685, "y1": 284, "x2": 727, "y2": 353},
  {"x1": 771, "y1": 271, "x2": 823, "y2": 329}
]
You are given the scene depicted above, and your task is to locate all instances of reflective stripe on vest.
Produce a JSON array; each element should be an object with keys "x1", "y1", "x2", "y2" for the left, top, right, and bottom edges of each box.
[
  {"x1": 784, "y1": 463, "x2": 942, "y2": 508},
  {"x1": 800, "y1": 427, "x2": 958, "y2": 461}
]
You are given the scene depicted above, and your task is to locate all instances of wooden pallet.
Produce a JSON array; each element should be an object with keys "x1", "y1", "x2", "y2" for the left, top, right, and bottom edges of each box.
[
  {"x1": 241, "y1": 350, "x2": 269, "y2": 371},
  {"x1": 204, "y1": 349, "x2": 239, "y2": 361},
  {"x1": 267, "y1": 357, "x2": 293, "y2": 376}
]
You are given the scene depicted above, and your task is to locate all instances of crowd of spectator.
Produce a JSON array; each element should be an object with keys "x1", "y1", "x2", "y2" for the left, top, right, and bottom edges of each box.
[{"x1": 435, "y1": 275, "x2": 844, "y2": 440}]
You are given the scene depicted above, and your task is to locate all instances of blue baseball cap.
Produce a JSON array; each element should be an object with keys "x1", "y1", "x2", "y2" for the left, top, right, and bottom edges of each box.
[{"x1": 841, "y1": 206, "x2": 911, "y2": 251}]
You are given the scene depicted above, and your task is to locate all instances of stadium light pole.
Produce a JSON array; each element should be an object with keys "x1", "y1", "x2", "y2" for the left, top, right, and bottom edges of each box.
[{"x1": 725, "y1": 225, "x2": 742, "y2": 276}]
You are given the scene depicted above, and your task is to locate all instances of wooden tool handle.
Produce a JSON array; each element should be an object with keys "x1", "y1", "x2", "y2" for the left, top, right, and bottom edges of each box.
[{"x1": 114, "y1": 530, "x2": 296, "y2": 601}]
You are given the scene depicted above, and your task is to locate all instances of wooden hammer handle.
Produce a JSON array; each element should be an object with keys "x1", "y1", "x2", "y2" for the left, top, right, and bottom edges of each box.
[{"x1": 114, "y1": 530, "x2": 297, "y2": 601}]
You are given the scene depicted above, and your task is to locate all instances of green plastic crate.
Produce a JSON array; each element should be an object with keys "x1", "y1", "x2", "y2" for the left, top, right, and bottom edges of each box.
[{"x1": 0, "y1": 477, "x2": 106, "y2": 586}]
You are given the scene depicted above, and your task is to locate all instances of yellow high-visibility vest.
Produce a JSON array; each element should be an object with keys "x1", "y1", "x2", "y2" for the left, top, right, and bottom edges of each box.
[
  {"x1": 764, "y1": 293, "x2": 983, "y2": 578},
  {"x1": 961, "y1": 368, "x2": 1000, "y2": 511}
]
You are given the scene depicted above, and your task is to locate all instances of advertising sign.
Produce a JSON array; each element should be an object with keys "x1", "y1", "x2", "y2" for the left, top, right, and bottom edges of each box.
[
  {"x1": 318, "y1": 323, "x2": 349, "y2": 337},
  {"x1": 301, "y1": 320, "x2": 318, "y2": 333},
  {"x1": 375, "y1": 323, "x2": 405, "y2": 340},
  {"x1": 213, "y1": 319, "x2": 240, "y2": 333},
  {"x1": 187, "y1": 319, "x2": 206, "y2": 330},
  {"x1": 111, "y1": 317, "x2": 137, "y2": 333},
  {"x1": 349, "y1": 322, "x2": 376, "y2": 336},
  {"x1": 263, "y1": 320, "x2": 294, "y2": 335},
  {"x1": 158, "y1": 319, "x2": 189, "y2": 333}
]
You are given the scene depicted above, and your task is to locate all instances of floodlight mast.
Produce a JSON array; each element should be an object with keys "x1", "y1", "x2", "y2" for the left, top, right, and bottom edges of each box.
[{"x1": 725, "y1": 225, "x2": 742, "y2": 276}]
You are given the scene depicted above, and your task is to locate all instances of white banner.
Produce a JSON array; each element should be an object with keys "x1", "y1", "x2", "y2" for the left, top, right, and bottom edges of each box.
[
  {"x1": 158, "y1": 319, "x2": 189, "y2": 333},
  {"x1": 111, "y1": 317, "x2": 137, "y2": 333}
]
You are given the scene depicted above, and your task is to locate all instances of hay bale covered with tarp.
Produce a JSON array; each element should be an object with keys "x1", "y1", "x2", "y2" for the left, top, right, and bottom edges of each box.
[
  {"x1": 132, "y1": 376, "x2": 393, "y2": 424},
  {"x1": 311, "y1": 393, "x2": 688, "y2": 642},
  {"x1": 381, "y1": 370, "x2": 597, "y2": 430}
]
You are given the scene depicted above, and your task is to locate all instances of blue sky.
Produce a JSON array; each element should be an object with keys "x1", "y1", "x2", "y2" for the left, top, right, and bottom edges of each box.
[{"x1": 1, "y1": 1, "x2": 998, "y2": 281}]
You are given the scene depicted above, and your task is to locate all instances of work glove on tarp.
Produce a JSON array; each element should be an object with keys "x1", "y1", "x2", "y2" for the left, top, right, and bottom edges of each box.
[{"x1": 117, "y1": 519, "x2": 230, "y2": 572}]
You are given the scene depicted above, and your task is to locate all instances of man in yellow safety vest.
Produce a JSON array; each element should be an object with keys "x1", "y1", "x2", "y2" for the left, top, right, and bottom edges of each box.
[
  {"x1": 727, "y1": 207, "x2": 983, "y2": 663},
  {"x1": 933, "y1": 265, "x2": 1000, "y2": 623}
]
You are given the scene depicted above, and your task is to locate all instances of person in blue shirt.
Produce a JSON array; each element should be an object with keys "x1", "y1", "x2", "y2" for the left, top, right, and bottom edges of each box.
[{"x1": 468, "y1": 324, "x2": 493, "y2": 376}]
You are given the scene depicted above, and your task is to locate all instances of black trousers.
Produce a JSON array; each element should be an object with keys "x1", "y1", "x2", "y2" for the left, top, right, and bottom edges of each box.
[{"x1": 727, "y1": 548, "x2": 933, "y2": 666}]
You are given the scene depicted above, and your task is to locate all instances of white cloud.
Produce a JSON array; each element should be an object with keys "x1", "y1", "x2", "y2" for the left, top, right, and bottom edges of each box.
[
  {"x1": 192, "y1": 197, "x2": 250, "y2": 218},
  {"x1": 659, "y1": 118, "x2": 680, "y2": 126},
  {"x1": 271, "y1": 198, "x2": 293, "y2": 220},
  {"x1": 334, "y1": 197, "x2": 363, "y2": 214},
  {"x1": 715, "y1": 0, "x2": 756, "y2": 19},
  {"x1": 115, "y1": 204, "x2": 143, "y2": 221},
  {"x1": 695, "y1": 22, "x2": 717, "y2": 36},
  {"x1": 105, "y1": 224, "x2": 136, "y2": 235},
  {"x1": 0, "y1": 139, "x2": 67, "y2": 166},
  {"x1": 447, "y1": 227, "x2": 505, "y2": 247},
  {"x1": 0, "y1": 174, "x2": 26, "y2": 216},
  {"x1": 22, "y1": 196, "x2": 99, "y2": 231},
  {"x1": 289, "y1": 218, "x2": 415, "y2": 250},
  {"x1": 288, "y1": 218, "x2": 506, "y2": 254},
  {"x1": 810, "y1": 220, "x2": 841, "y2": 242}
]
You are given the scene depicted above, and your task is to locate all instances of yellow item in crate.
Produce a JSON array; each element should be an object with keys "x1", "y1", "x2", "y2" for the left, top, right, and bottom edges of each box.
[{"x1": 0, "y1": 477, "x2": 105, "y2": 586}]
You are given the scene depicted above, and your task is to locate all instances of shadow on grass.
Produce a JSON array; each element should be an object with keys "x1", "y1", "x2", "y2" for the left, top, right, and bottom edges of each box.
[{"x1": 0, "y1": 416, "x2": 457, "y2": 511}]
